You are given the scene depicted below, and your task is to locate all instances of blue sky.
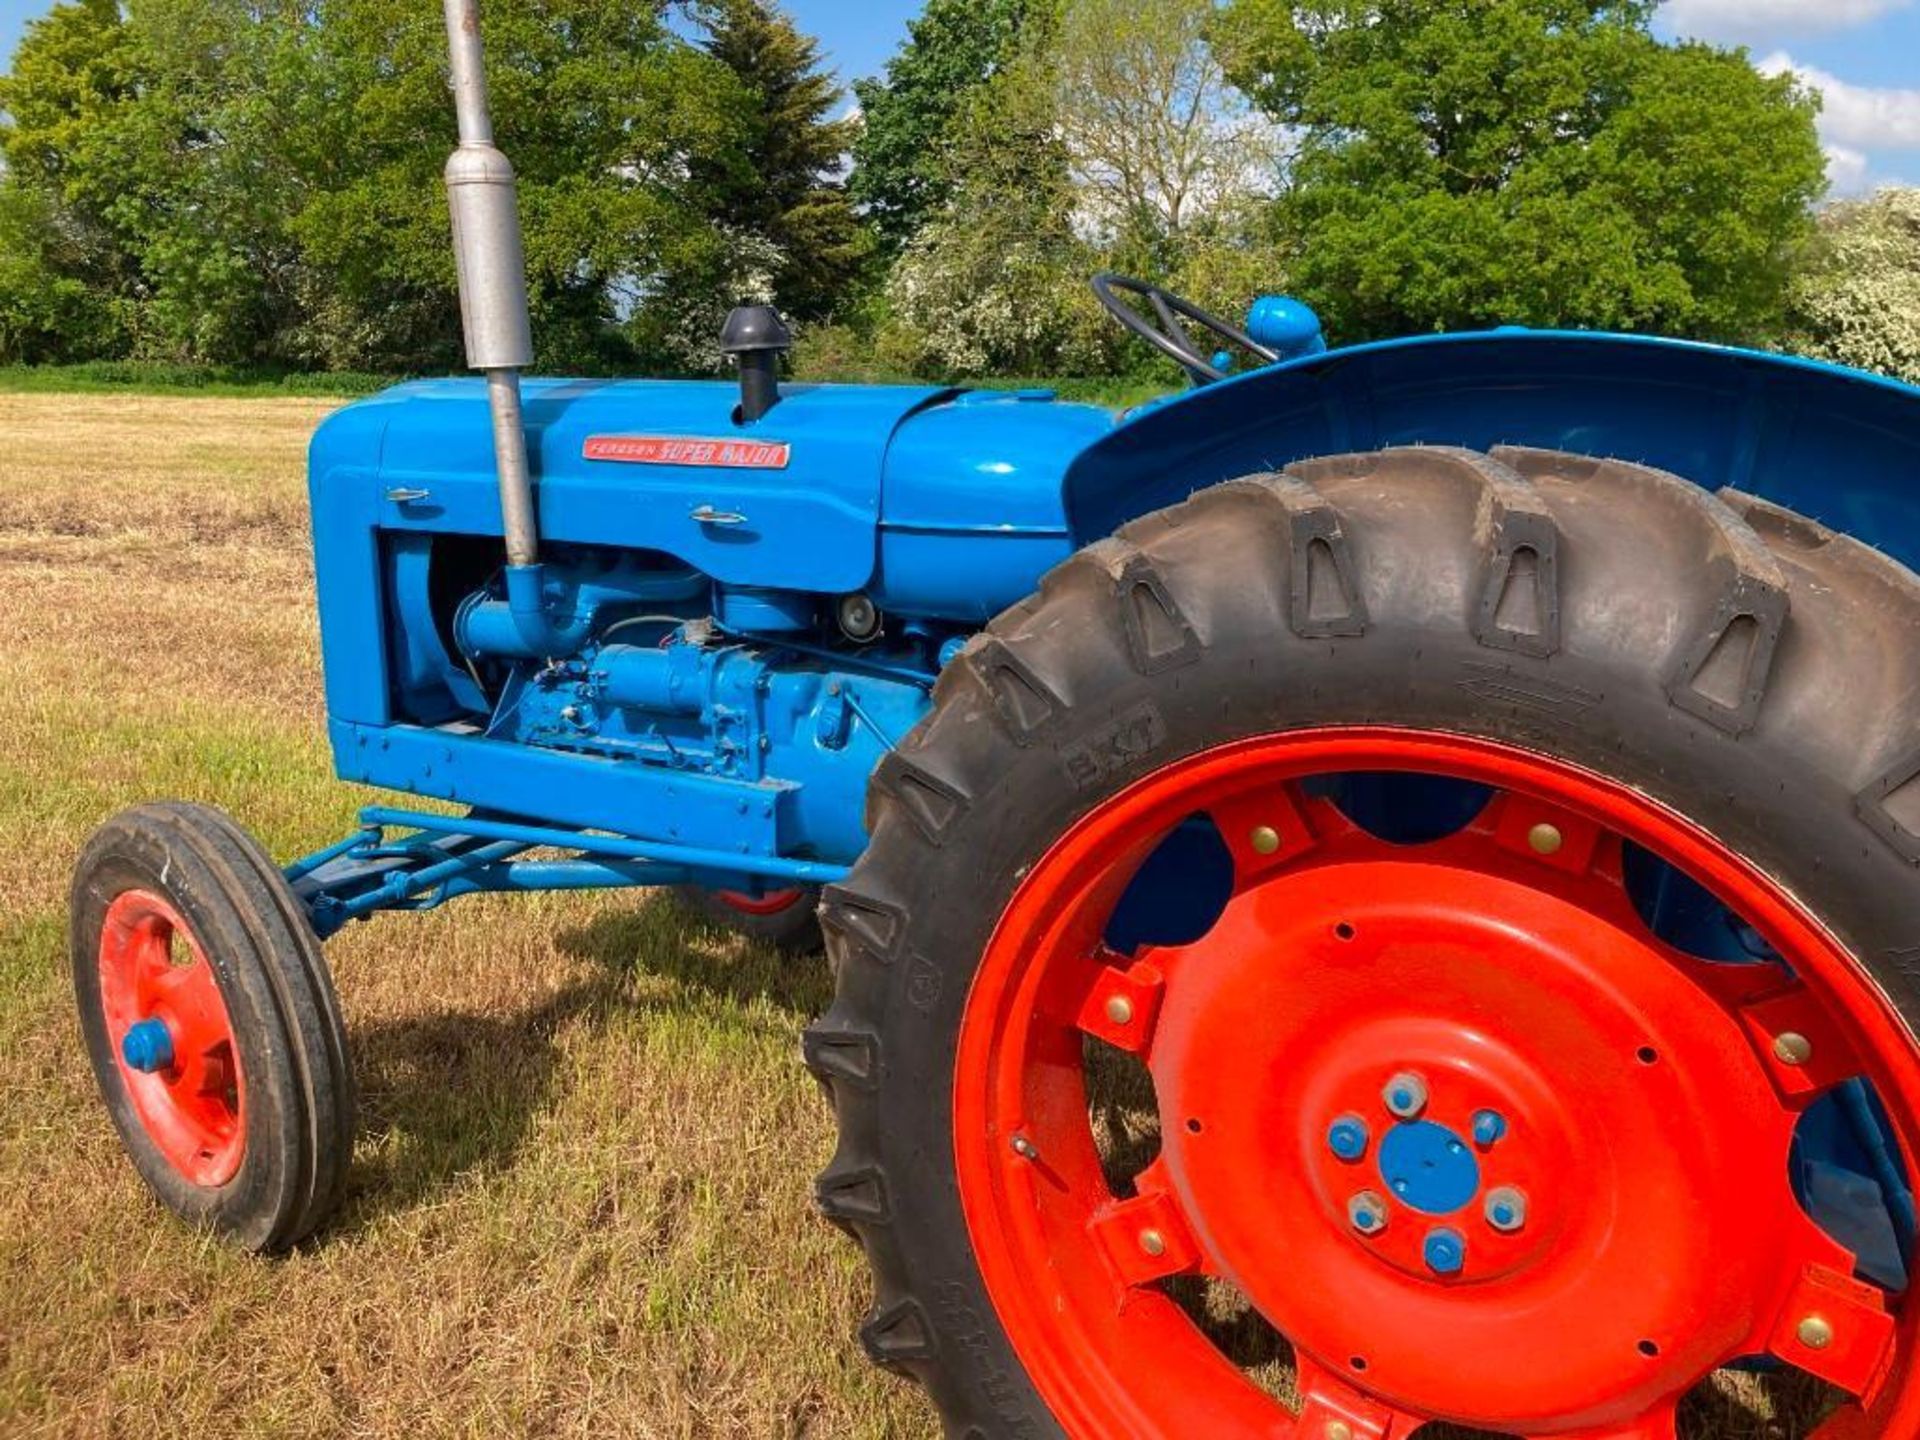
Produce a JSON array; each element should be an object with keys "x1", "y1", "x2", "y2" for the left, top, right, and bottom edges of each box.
[{"x1": 2, "y1": 0, "x2": 1915, "y2": 193}]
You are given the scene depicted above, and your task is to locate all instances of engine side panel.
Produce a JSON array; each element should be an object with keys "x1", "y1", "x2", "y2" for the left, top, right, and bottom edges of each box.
[{"x1": 1066, "y1": 332, "x2": 1920, "y2": 575}]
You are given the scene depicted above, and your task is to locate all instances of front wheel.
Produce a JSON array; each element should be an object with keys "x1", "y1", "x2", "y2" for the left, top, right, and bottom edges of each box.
[
  {"x1": 809, "y1": 447, "x2": 1920, "y2": 1438},
  {"x1": 71, "y1": 802, "x2": 356, "y2": 1252}
]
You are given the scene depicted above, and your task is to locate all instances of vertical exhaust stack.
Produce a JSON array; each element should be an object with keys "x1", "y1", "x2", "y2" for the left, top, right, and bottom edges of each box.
[{"x1": 442, "y1": 0, "x2": 539, "y2": 573}]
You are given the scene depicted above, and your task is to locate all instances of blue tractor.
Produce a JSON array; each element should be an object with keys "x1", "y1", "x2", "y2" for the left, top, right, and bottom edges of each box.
[{"x1": 66, "y1": 4, "x2": 1920, "y2": 1436}]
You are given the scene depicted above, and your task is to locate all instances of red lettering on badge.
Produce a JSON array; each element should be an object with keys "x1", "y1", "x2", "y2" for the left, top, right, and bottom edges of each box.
[{"x1": 583, "y1": 435, "x2": 792, "y2": 470}]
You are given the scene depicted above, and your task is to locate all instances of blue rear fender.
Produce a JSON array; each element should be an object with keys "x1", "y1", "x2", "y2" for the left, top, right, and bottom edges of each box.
[{"x1": 1067, "y1": 331, "x2": 1920, "y2": 575}]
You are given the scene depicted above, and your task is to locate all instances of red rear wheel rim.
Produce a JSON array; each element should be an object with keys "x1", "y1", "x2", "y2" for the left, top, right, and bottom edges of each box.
[
  {"x1": 714, "y1": 887, "x2": 806, "y2": 917},
  {"x1": 98, "y1": 890, "x2": 246, "y2": 1187},
  {"x1": 953, "y1": 728, "x2": 1920, "y2": 1439}
]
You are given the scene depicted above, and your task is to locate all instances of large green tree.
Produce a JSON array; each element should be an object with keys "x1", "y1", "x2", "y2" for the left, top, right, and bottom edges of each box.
[
  {"x1": 0, "y1": 0, "x2": 760, "y2": 370},
  {"x1": 849, "y1": 0, "x2": 1038, "y2": 253},
  {"x1": 690, "y1": 0, "x2": 866, "y2": 324},
  {"x1": 1216, "y1": 0, "x2": 1828, "y2": 343}
]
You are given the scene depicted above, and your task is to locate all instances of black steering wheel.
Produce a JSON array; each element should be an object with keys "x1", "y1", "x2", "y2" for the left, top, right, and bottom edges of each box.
[{"x1": 1092, "y1": 272, "x2": 1279, "y2": 386}]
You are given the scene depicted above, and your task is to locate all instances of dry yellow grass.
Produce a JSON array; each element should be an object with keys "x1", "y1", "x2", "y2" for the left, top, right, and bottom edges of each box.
[
  {"x1": 0, "y1": 393, "x2": 926, "y2": 1439},
  {"x1": 0, "y1": 392, "x2": 1843, "y2": 1439}
]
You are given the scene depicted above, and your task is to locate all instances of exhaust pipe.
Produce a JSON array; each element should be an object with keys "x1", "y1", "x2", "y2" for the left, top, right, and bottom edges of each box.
[{"x1": 442, "y1": 0, "x2": 538, "y2": 571}]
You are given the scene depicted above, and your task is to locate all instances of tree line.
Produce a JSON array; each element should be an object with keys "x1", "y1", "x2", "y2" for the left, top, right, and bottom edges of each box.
[{"x1": 0, "y1": 0, "x2": 1914, "y2": 384}]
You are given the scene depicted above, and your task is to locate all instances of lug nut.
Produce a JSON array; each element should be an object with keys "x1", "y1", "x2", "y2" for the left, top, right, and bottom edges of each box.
[
  {"x1": 1423, "y1": 1227, "x2": 1467, "y2": 1276},
  {"x1": 1383, "y1": 1071, "x2": 1429, "y2": 1119},
  {"x1": 1348, "y1": 1192, "x2": 1389, "y2": 1236},
  {"x1": 1104, "y1": 995, "x2": 1135, "y2": 1027},
  {"x1": 1528, "y1": 823, "x2": 1565, "y2": 856},
  {"x1": 1471, "y1": 1109, "x2": 1508, "y2": 1147},
  {"x1": 1327, "y1": 1114, "x2": 1370, "y2": 1162},
  {"x1": 1797, "y1": 1315, "x2": 1835, "y2": 1351},
  {"x1": 1774, "y1": 1032, "x2": 1814, "y2": 1067},
  {"x1": 1484, "y1": 1186, "x2": 1528, "y2": 1234}
]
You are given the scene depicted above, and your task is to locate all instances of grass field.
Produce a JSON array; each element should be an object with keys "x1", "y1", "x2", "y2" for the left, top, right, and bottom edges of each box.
[{"x1": 0, "y1": 393, "x2": 1839, "y2": 1439}]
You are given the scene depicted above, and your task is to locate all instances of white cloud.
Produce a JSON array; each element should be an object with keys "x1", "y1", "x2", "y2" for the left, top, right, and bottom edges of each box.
[
  {"x1": 1664, "y1": 0, "x2": 1911, "y2": 44},
  {"x1": 1757, "y1": 52, "x2": 1920, "y2": 150},
  {"x1": 1824, "y1": 143, "x2": 1874, "y2": 196}
]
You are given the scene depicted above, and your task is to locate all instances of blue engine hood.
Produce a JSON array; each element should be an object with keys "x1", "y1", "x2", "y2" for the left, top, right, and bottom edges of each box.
[{"x1": 312, "y1": 376, "x2": 954, "y2": 594}]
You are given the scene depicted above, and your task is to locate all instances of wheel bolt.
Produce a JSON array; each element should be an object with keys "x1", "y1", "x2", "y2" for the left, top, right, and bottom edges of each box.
[
  {"x1": 1423, "y1": 1227, "x2": 1467, "y2": 1276},
  {"x1": 1104, "y1": 995, "x2": 1135, "y2": 1027},
  {"x1": 1139, "y1": 1229, "x2": 1167, "y2": 1258},
  {"x1": 120, "y1": 1017, "x2": 175, "y2": 1074},
  {"x1": 1250, "y1": 825, "x2": 1282, "y2": 856},
  {"x1": 1528, "y1": 823, "x2": 1564, "y2": 856},
  {"x1": 1348, "y1": 1192, "x2": 1389, "y2": 1236},
  {"x1": 1471, "y1": 1109, "x2": 1508, "y2": 1147},
  {"x1": 1324, "y1": 1425, "x2": 1354, "y2": 1440},
  {"x1": 1383, "y1": 1071, "x2": 1428, "y2": 1119},
  {"x1": 1010, "y1": 1134, "x2": 1038, "y2": 1161},
  {"x1": 1327, "y1": 1114, "x2": 1370, "y2": 1162},
  {"x1": 1774, "y1": 1032, "x2": 1814, "y2": 1067},
  {"x1": 1798, "y1": 1315, "x2": 1835, "y2": 1351},
  {"x1": 1485, "y1": 1186, "x2": 1528, "y2": 1233}
]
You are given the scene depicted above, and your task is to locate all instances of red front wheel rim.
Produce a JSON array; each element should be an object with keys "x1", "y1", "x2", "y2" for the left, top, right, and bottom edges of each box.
[
  {"x1": 98, "y1": 890, "x2": 246, "y2": 1187},
  {"x1": 953, "y1": 728, "x2": 1920, "y2": 1439}
]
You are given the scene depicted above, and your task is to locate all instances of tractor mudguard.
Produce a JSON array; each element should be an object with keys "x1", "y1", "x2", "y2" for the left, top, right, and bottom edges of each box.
[{"x1": 1067, "y1": 330, "x2": 1920, "y2": 575}]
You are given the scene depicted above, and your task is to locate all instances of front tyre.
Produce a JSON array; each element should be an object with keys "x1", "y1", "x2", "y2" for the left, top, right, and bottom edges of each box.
[
  {"x1": 808, "y1": 448, "x2": 1920, "y2": 1438},
  {"x1": 71, "y1": 802, "x2": 356, "y2": 1252}
]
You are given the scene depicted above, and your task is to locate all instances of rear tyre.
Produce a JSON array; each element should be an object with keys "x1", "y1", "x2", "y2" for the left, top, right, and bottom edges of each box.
[
  {"x1": 71, "y1": 802, "x2": 356, "y2": 1252},
  {"x1": 809, "y1": 447, "x2": 1920, "y2": 1437},
  {"x1": 673, "y1": 884, "x2": 822, "y2": 954}
]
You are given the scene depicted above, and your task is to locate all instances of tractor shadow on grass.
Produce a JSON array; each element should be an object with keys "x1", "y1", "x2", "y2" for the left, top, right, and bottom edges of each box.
[{"x1": 340, "y1": 893, "x2": 829, "y2": 1228}]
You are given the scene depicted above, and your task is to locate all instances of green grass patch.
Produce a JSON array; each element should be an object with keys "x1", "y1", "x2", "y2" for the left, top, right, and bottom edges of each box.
[{"x1": 0, "y1": 362, "x2": 399, "y2": 398}]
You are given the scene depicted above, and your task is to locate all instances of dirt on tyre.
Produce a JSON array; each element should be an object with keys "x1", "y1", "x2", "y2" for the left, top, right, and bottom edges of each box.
[
  {"x1": 71, "y1": 801, "x2": 356, "y2": 1253},
  {"x1": 808, "y1": 447, "x2": 1920, "y2": 1438}
]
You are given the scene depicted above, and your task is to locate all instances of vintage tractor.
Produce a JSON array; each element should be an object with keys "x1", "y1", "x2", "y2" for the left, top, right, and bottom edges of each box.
[{"x1": 65, "y1": 4, "x2": 1920, "y2": 1437}]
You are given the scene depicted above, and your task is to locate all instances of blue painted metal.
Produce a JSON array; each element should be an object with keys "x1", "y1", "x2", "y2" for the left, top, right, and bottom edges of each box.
[
  {"x1": 1327, "y1": 1115, "x2": 1371, "y2": 1162},
  {"x1": 1422, "y1": 1227, "x2": 1467, "y2": 1277},
  {"x1": 1379, "y1": 1120, "x2": 1483, "y2": 1216},
  {"x1": 1471, "y1": 1109, "x2": 1509, "y2": 1148},
  {"x1": 121, "y1": 1017, "x2": 174, "y2": 1074},
  {"x1": 1245, "y1": 295, "x2": 1327, "y2": 359},
  {"x1": 1066, "y1": 330, "x2": 1920, "y2": 565},
  {"x1": 287, "y1": 806, "x2": 848, "y2": 940}
]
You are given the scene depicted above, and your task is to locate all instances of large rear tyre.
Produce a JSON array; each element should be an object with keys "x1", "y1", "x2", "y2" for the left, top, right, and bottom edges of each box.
[
  {"x1": 809, "y1": 447, "x2": 1920, "y2": 1438},
  {"x1": 71, "y1": 802, "x2": 356, "y2": 1252}
]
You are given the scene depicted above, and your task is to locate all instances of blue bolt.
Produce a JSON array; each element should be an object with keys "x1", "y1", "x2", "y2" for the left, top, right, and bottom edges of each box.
[
  {"x1": 1423, "y1": 1227, "x2": 1467, "y2": 1277},
  {"x1": 120, "y1": 1017, "x2": 175, "y2": 1074},
  {"x1": 1327, "y1": 1114, "x2": 1370, "y2": 1162},
  {"x1": 1472, "y1": 1109, "x2": 1509, "y2": 1147}
]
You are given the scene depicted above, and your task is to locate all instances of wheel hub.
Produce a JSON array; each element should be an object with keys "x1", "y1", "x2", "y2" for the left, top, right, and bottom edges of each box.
[{"x1": 1153, "y1": 854, "x2": 1810, "y2": 1424}]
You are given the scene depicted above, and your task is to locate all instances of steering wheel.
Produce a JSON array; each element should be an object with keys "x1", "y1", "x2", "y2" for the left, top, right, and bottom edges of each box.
[{"x1": 1092, "y1": 272, "x2": 1279, "y2": 385}]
